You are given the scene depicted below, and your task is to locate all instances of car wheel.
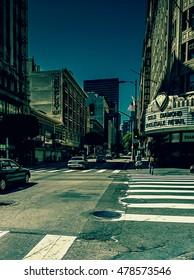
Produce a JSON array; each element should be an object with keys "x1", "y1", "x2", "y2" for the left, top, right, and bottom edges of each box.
[
  {"x1": 0, "y1": 179, "x2": 7, "y2": 191},
  {"x1": 25, "y1": 174, "x2": 30, "y2": 183}
]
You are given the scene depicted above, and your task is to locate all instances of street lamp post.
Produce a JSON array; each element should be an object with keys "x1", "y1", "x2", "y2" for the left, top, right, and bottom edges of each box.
[{"x1": 119, "y1": 79, "x2": 138, "y2": 161}]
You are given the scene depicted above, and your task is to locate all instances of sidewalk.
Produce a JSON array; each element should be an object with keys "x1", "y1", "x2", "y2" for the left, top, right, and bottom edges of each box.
[{"x1": 25, "y1": 161, "x2": 65, "y2": 169}]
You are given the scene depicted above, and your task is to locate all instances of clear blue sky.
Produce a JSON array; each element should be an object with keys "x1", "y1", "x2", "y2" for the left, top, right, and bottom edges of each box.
[{"x1": 28, "y1": 0, "x2": 147, "y2": 122}]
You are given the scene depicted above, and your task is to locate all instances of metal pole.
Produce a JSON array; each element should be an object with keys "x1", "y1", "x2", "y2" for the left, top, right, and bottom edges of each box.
[
  {"x1": 132, "y1": 79, "x2": 137, "y2": 161},
  {"x1": 6, "y1": 137, "x2": 9, "y2": 158}
]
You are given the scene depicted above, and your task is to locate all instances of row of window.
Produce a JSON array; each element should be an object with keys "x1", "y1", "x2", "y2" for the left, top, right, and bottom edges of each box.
[
  {"x1": 0, "y1": 72, "x2": 27, "y2": 95},
  {"x1": 0, "y1": 100, "x2": 21, "y2": 114}
]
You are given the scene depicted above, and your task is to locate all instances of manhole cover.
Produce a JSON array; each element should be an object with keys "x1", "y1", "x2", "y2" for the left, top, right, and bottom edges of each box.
[{"x1": 93, "y1": 210, "x2": 122, "y2": 219}]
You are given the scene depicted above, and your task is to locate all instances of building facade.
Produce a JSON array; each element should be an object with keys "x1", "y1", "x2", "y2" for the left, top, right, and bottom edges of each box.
[
  {"x1": 86, "y1": 91, "x2": 113, "y2": 151},
  {"x1": 0, "y1": 0, "x2": 33, "y2": 160},
  {"x1": 140, "y1": 0, "x2": 194, "y2": 167},
  {"x1": 84, "y1": 78, "x2": 120, "y2": 153},
  {"x1": 28, "y1": 59, "x2": 88, "y2": 160}
]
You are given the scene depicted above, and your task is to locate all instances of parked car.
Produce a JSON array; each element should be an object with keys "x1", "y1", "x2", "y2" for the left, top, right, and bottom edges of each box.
[
  {"x1": 190, "y1": 164, "x2": 194, "y2": 173},
  {"x1": 0, "y1": 158, "x2": 31, "y2": 191},
  {"x1": 67, "y1": 156, "x2": 89, "y2": 169},
  {"x1": 96, "y1": 155, "x2": 106, "y2": 163}
]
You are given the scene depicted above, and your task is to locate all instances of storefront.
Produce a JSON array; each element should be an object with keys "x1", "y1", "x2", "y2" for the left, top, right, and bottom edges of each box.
[{"x1": 144, "y1": 92, "x2": 194, "y2": 167}]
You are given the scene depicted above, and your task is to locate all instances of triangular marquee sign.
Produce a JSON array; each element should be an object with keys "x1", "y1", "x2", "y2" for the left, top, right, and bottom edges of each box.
[{"x1": 155, "y1": 92, "x2": 169, "y2": 111}]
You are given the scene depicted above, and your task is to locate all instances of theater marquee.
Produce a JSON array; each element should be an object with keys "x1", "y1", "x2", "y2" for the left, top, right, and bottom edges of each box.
[{"x1": 145, "y1": 93, "x2": 194, "y2": 133}]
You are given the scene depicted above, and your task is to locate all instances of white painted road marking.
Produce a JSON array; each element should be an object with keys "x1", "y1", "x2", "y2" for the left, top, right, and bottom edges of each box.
[
  {"x1": 124, "y1": 195, "x2": 194, "y2": 200},
  {"x1": 124, "y1": 203, "x2": 194, "y2": 209},
  {"x1": 96, "y1": 169, "x2": 106, "y2": 173},
  {"x1": 0, "y1": 231, "x2": 9, "y2": 238},
  {"x1": 131, "y1": 181, "x2": 194, "y2": 185},
  {"x1": 128, "y1": 189, "x2": 194, "y2": 193},
  {"x1": 113, "y1": 213, "x2": 194, "y2": 224},
  {"x1": 23, "y1": 235, "x2": 76, "y2": 260},
  {"x1": 129, "y1": 184, "x2": 194, "y2": 188},
  {"x1": 112, "y1": 170, "x2": 121, "y2": 174}
]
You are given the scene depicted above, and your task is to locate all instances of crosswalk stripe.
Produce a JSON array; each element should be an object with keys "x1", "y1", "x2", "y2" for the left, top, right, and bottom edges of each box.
[
  {"x1": 81, "y1": 169, "x2": 94, "y2": 173},
  {"x1": 132, "y1": 182, "x2": 194, "y2": 185},
  {"x1": 129, "y1": 189, "x2": 194, "y2": 193},
  {"x1": 114, "y1": 213, "x2": 194, "y2": 224},
  {"x1": 48, "y1": 169, "x2": 61, "y2": 173},
  {"x1": 131, "y1": 179, "x2": 194, "y2": 182},
  {"x1": 23, "y1": 235, "x2": 76, "y2": 260},
  {"x1": 129, "y1": 184, "x2": 194, "y2": 188},
  {"x1": 96, "y1": 169, "x2": 106, "y2": 173},
  {"x1": 124, "y1": 203, "x2": 194, "y2": 209},
  {"x1": 0, "y1": 231, "x2": 9, "y2": 238},
  {"x1": 63, "y1": 170, "x2": 75, "y2": 173},
  {"x1": 124, "y1": 194, "x2": 194, "y2": 199},
  {"x1": 112, "y1": 170, "x2": 121, "y2": 174}
]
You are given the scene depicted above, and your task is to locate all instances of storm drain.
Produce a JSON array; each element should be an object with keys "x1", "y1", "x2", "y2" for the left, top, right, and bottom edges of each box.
[{"x1": 93, "y1": 210, "x2": 122, "y2": 219}]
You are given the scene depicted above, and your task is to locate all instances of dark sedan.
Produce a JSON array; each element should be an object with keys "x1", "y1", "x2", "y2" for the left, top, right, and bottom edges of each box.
[{"x1": 0, "y1": 158, "x2": 31, "y2": 191}]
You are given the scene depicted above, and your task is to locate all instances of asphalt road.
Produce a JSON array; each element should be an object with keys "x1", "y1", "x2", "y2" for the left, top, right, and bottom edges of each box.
[{"x1": 0, "y1": 158, "x2": 194, "y2": 260}]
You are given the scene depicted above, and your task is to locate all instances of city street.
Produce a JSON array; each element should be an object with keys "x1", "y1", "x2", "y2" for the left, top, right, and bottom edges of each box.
[{"x1": 0, "y1": 158, "x2": 194, "y2": 260}]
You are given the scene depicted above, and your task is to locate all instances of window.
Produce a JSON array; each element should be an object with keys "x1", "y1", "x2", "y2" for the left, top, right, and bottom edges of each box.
[
  {"x1": 187, "y1": 73, "x2": 194, "y2": 91},
  {"x1": 181, "y1": 43, "x2": 186, "y2": 62},
  {"x1": 0, "y1": 100, "x2": 5, "y2": 113},
  {"x1": 182, "y1": 10, "x2": 187, "y2": 31},
  {"x1": 144, "y1": 94, "x2": 150, "y2": 101},
  {"x1": 9, "y1": 161, "x2": 19, "y2": 169},
  {"x1": 171, "y1": 20, "x2": 176, "y2": 41},
  {"x1": 1, "y1": 161, "x2": 12, "y2": 170},
  {"x1": 89, "y1": 103, "x2": 95, "y2": 116},
  {"x1": 188, "y1": 40, "x2": 194, "y2": 60},
  {"x1": 144, "y1": 88, "x2": 150, "y2": 94},
  {"x1": 189, "y1": 6, "x2": 194, "y2": 28}
]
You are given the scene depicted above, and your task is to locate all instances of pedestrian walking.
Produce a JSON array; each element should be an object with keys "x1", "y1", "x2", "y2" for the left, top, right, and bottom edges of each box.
[
  {"x1": 135, "y1": 153, "x2": 142, "y2": 170},
  {"x1": 149, "y1": 155, "x2": 155, "y2": 175}
]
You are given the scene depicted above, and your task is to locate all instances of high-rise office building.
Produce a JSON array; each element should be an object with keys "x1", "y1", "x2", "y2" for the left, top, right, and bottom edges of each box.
[
  {"x1": 84, "y1": 78, "x2": 119, "y2": 111},
  {"x1": 84, "y1": 78, "x2": 120, "y2": 152},
  {"x1": 0, "y1": 0, "x2": 29, "y2": 114},
  {"x1": 0, "y1": 0, "x2": 32, "y2": 159}
]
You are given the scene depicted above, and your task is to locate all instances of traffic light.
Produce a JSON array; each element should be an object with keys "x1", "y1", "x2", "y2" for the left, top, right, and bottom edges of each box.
[{"x1": 133, "y1": 128, "x2": 138, "y2": 138}]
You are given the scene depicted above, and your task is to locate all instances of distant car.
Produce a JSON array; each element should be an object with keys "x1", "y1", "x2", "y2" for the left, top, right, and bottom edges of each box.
[
  {"x1": 87, "y1": 154, "x2": 96, "y2": 159},
  {"x1": 190, "y1": 164, "x2": 194, "y2": 173},
  {"x1": 67, "y1": 156, "x2": 89, "y2": 169},
  {"x1": 96, "y1": 155, "x2": 106, "y2": 163},
  {"x1": 105, "y1": 153, "x2": 112, "y2": 159},
  {"x1": 0, "y1": 158, "x2": 31, "y2": 191}
]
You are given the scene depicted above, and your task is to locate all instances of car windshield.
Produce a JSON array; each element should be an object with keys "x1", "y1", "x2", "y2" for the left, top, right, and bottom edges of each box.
[{"x1": 71, "y1": 157, "x2": 84, "y2": 160}]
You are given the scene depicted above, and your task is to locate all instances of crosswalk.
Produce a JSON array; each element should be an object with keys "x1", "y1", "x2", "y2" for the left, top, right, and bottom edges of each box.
[
  {"x1": 31, "y1": 168, "x2": 122, "y2": 174},
  {"x1": 1, "y1": 174, "x2": 194, "y2": 259},
  {"x1": 116, "y1": 175, "x2": 194, "y2": 223}
]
